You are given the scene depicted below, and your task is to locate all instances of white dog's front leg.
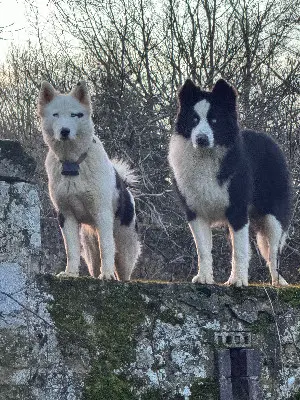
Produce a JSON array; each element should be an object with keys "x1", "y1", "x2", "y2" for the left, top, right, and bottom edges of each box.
[
  {"x1": 225, "y1": 223, "x2": 250, "y2": 287},
  {"x1": 189, "y1": 218, "x2": 214, "y2": 284},
  {"x1": 96, "y1": 212, "x2": 116, "y2": 280},
  {"x1": 58, "y1": 214, "x2": 80, "y2": 277}
]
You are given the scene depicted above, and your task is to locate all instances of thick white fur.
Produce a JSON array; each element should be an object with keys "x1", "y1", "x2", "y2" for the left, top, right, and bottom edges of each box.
[
  {"x1": 169, "y1": 135, "x2": 230, "y2": 223},
  {"x1": 225, "y1": 223, "x2": 250, "y2": 286},
  {"x1": 38, "y1": 81, "x2": 140, "y2": 280},
  {"x1": 112, "y1": 159, "x2": 139, "y2": 186},
  {"x1": 189, "y1": 218, "x2": 214, "y2": 284}
]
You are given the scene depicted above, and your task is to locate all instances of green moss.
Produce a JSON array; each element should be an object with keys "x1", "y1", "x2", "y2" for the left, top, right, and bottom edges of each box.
[
  {"x1": 84, "y1": 372, "x2": 135, "y2": 400},
  {"x1": 288, "y1": 390, "x2": 300, "y2": 400},
  {"x1": 41, "y1": 277, "x2": 297, "y2": 399},
  {"x1": 141, "y1": 388, "x2": 167, "y2": 400},
  {"x1": 159, "y1": 309, "x2": 184, "y2": 326},
  {"x1": 250, "y1": 311, "x2": 274, "y2": 334},
  {"x1": 194, "y1": 286, "x2": 212, "y2": 297},
  {"x1": 190, "y1": 378, "x2": 219, "y2": 400},
  {"x1": 226, "y1": 285, "x2": 269, "y2": 304},
  {"x1": 278, "y1": 287, "x2": 300, "y2": 308},
  {"x1": 141, "y1": 389, "x2": 186, "y2": 400},
  {"x1": 0, "y1": 384, "x2": 31, "y2": 399},
  {"x1": 44, "y1": 277, "x2": 147, "y2": 400}
]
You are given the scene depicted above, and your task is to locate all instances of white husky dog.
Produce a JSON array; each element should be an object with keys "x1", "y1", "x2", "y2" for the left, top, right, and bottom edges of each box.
[{"x1": 38, "y1": 81, "x2": 141, "y2": 280}]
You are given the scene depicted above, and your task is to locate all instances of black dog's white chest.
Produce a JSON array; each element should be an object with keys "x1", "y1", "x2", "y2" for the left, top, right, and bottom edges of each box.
[{"x1": 169, "y1": 135, "x2": 230, "y2": 223}]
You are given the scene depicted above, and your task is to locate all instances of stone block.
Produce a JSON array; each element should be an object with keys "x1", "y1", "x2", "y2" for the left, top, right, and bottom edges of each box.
[
  {"x1": 0, "y1": 263, "x2": 27, "y2": 322},
  {"x1": 40, "y1": 217, "x2": 65, "y2": 274},
  {"x1": 217, "y1": 349, "x2": 231, "y2": 378},
  {"x1": 219, "y1": 377, "x2": 233, "y2": 400},
  {"x1": 0, "y1": 182, "x2": 41, "y2": 274}
]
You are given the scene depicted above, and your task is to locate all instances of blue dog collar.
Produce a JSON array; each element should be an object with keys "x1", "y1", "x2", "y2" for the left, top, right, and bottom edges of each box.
[
  {"x1": 60, "y1": 151, "x2": 88, "y2": 176},
  {"x1": 60, "y1": 138, "x2": 96, "y2": 176},
  {"x1": 61, "y1": 161, "x2": 80, "y2": 176}
]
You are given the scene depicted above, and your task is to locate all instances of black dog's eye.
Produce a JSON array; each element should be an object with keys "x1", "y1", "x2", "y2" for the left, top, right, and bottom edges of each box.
[
  {"x1": 53, "y1": 113, "x2": 59, "y2": 117},
  {"x1": 192, "y1": 116, "x2": 199, "y2": 126},
  {"x1": 211, "y1": 118, "x2": 217, "y2": 124},
  {"x1": 71, "y1": 113, "x2": 84, "y2": 118}
]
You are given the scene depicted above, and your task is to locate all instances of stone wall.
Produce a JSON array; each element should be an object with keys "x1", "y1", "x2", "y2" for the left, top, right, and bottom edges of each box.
[
  {"x1": 1, "y1": 141, "x2": 300, "y2": 400},
  {"x1": 2, "y1": 275, "x2": 300, "y2": 400},
  {"x1": 0, "y1": 140, "x2": 41, "y2": 275}
]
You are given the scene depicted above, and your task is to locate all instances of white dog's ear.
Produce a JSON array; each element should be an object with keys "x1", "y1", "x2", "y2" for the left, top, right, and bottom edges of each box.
[
  {"x1": 71, "y1": 81, "x2": 91, "y2": 109},
  {"x1": 39, "y1": 81, "x2": 57, "y2": 105},
  {"x1": 38, "y1": 82, "x2": 57, "y2": 116}
]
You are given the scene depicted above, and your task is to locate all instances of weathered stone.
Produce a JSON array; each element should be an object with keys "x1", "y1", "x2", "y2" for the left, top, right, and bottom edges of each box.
[
  {"x1": 0, "y1": 272, "x2": 82, "y2": 400},
  {"x1": 0, "y1": 182, "x2": 41, "y2": 274},
  {"x1": 0, "y1": 140, "x2": 36, "y2": 183},
  {"x1": 40, "y1": 217, "x2": 65, "y2": 274},
  {"x1": 0, "y1": 263, "x2": 27, "y2": 327},
  {"x1": 0, "y1": 277, "x2": 300, "y2": 399},
  {"x1": 217, "y1": 349, "x2": 231, "y2": 378},
  {"x1": 219, "y1": 377, "x2": 234, "y2": 400},
  {"x1": 229, "y1": 299, "x2": 259, "y2": 323}
]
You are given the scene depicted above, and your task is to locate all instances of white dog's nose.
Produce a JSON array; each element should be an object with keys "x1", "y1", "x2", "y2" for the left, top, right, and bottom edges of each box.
[{"x1": 61, "y1": 128, "x2": 70, "y2": 139}]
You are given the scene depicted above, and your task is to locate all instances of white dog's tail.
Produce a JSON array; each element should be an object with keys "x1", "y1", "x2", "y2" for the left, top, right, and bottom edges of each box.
[
  {"x1": 112, "y1": 159, "x2": 139, "y2": 187},
  {"x1": 279, "y1": 231, "x2": 288, "y2": 254}
]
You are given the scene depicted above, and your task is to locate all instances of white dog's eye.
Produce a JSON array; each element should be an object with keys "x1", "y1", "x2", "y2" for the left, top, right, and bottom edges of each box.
[
  {"x1": 53, "y1": 113, "x2": 59, "y2": 117},
  {"x1": 71, "y1": 113, "x2": 84, "y2": 118}
]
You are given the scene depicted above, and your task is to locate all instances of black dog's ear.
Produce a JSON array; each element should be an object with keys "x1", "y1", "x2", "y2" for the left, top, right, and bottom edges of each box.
[
  {"x1": 212, "y1": 79, "x2": 237, "y2": 108},
  {"x1": 178, "y1": 79, "x2": 200, "y2": 106}
]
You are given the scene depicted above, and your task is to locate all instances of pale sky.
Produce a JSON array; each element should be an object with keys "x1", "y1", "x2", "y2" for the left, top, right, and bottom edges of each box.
[{"x1": 0, "y1": 0, "x2": 50, "y2": 61}]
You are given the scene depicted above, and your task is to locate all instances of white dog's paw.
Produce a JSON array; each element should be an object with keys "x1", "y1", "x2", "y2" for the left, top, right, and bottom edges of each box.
[
  {"x1": 272, "y1": 274, "x2": 289, "y2": 287},
  {"x1": 56, "y1": 271, "x2": 79, "y2": 278},
  {"x1": 224, "y1": 274, "x2": 248, "y2": 287},
  {"x1": 99, "y1": 272, "x2": 116, "y2": 281},
  {"x1": 192, "y1": 272, "x2": 214, "y2": 285}
]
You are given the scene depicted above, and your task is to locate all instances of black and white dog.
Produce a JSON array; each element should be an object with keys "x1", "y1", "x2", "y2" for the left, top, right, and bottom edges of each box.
[{"x1": 168, "y1": 79, "x2": 291, "y2": 286}]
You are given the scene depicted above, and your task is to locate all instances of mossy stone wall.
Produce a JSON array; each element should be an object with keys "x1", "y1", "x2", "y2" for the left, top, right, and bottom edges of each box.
[{"x1": 3, "y1": 276, "x2": 298, "y2": 399}]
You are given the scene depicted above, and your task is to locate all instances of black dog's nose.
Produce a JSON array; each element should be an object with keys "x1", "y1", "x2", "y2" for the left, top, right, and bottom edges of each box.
[
  {"x1": 196, "y1": 134, "x2": 209, "y2": 147},
  {"x1": 61, "y1": 128, "x2": 70, "y2": 139}
]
